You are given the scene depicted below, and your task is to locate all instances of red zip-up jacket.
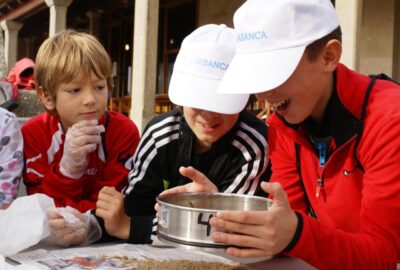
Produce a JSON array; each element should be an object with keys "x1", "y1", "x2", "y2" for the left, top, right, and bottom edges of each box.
[
  {"x1": 268, "y1": 64, "x2": 400, "y2": 269},
  {"x1": 22, "y1": 111, "x2": 140, "y2": 212}
]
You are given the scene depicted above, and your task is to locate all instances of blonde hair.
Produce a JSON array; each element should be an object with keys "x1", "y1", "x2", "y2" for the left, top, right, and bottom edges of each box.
[{"x1": 35, "y1": 29, "x2": 113, "y2": 101}]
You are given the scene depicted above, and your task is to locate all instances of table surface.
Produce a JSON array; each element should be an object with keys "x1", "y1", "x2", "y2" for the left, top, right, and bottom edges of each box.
[
  {"x1": 248, "y1": 256, "x2": 315, "y2": 270},
  {"x1": 6, "y1": 241, "x2": 316, "y2": 270}
]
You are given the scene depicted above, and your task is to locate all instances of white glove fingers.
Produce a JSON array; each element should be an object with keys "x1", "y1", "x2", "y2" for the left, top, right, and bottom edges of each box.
[
  {"x1": 70, "y1": 125, "x2": 104, "y2": 137},
  {"x1": 69, "y1": 227, "x2": 86, "y2": 238},
  {"x1": 60, "y1": 120, "x2": 104, "y2": 179},
  {"x1": 48, "y1": 217, "x2": 67, "y2": 230},
  {"x1": 56, "y1": 206, "x2": 89, "y2": 227},
  {"x1": 69, "y1": 134, "x2": 101, "y2": 149},
  {"x1": 48, "y1": 207, "x2": 63, "y2": 219},
  {"x1": 82, "y1": 143, "x2": 97, "y2": 154},
  {"x1": 65, "y1": 206, "x2": 84, "y2": 219},
  {"x1": 55, "y1": 228, "x2": 85, "y2": 247}
]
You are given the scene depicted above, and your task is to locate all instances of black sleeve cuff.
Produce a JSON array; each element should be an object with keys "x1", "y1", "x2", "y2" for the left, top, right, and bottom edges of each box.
[
  {"x1": 128, "y1": 215, "x2": 154, "y2": 244},
  {"x1": 283, "y1": 211, "x2": 303, "y2": 253},
  {"x1": 91, "y1": 210, "x2": 120, "y2": 242}
]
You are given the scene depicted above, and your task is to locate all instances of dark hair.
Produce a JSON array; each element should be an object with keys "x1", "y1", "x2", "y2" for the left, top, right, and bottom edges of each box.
[
  {"x1": 305, "y1": 26, "x2": 342, "y2": 61},
  {"x1": 175, "y1": 105, "x2": 183, "y2": 113}
]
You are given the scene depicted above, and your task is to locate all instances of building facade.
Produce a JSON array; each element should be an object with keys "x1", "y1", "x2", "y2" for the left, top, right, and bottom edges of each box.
[{"x1": 0, "y1": 0, "x2": 398, "y2": 132}]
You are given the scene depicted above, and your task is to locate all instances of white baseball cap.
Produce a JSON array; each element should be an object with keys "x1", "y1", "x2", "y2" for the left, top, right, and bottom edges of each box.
[
  {"x1": 168, "y1": 24, "x2": 249, "y2": 114},
  {"x1": 218, "y1": 0, "x2": 340, "y2": 94}
]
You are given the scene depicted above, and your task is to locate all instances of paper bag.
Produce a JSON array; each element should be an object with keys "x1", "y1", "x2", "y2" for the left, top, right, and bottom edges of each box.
[{"x1": 0, "y1": 194, "x2": 55, "y2": 256}]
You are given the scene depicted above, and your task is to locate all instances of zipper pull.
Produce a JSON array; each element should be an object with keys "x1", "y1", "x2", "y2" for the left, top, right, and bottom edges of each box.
[{"x1": 316, "y1": 178, "x2": 323, "y2": 198}]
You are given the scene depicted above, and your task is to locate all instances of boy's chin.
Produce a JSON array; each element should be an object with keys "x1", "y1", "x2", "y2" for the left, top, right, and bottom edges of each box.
[{"x1": 279, "y1": 114, "x2": 305, "y2": 125}]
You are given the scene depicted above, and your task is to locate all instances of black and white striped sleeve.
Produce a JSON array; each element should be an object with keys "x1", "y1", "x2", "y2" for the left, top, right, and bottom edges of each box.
[
  {"x1": 222, "y1": 118, "x2": 269, "y2": 196},
  {"x1": 122, "y1": 114, "x2": 181, "y2": 244}
]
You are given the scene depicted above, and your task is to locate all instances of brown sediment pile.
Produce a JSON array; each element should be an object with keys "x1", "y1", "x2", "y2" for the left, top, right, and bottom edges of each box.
[
  {"x1": 108, "y1": 256, "x2": 249, "y2": 270},
  {"x1": 132, "y1": 258, "x2": 250, "y2": 270}
]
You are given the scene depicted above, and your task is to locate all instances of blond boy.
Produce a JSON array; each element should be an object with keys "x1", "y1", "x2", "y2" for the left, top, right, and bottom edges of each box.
[{"x1": 22, "y1": 30, "x2": 140, "y2": 212}]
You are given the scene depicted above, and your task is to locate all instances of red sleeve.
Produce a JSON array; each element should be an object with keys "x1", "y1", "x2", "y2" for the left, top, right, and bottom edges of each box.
[{"x1": 268, "y1": 123, "x2": 309, "y2": 214}]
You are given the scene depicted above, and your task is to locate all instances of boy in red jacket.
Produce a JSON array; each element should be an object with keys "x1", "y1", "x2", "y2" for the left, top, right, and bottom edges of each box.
[
  {"x1": 168, "y1": 0, "x2": 400, "y2": 269},
  {"x1": 22, "y1": 30, "x2": 140, "y2": 213}
]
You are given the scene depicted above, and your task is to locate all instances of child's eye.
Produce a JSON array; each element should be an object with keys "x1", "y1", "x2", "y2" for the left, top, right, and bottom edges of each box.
[
  {"x1": 95, "y1": 85, "x2": 106, "y2": 91},
  {"x1": 67, "y1": 88, "x2": 80, "y2": 94}
]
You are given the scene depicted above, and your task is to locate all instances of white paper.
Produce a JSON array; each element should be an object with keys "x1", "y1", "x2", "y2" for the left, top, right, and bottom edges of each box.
[
  {"x1": 1, "y1": 254, "x2": 43, "y2": 270},
  {"x1": 9, "y1": 244, "x2": 240, "y2": 270},
  {"x1": 0, "y1": 194, "x2": 55, "y2": 256}
]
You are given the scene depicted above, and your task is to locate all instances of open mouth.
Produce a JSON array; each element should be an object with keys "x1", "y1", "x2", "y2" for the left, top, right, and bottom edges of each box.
[
  {"x1": 202, "y1": 123, "x2": 217, "y2": 128},
  {"x1": 269, "y1": 99, "x2": 290, "y2": 112}
]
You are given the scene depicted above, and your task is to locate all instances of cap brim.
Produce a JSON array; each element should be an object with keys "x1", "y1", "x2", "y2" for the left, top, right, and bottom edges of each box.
[
  {"x1": 169, "y1": 71, "x2": 249, "y2": 114},
  {"x1": 218, "y1": 46, "x2": 306, "y2": 94}
]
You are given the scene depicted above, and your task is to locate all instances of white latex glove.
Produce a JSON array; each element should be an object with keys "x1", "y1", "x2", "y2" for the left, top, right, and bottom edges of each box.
[
  {"x1": 47, "y1": 206, "x2": 102, "y2": 247},
  {"x1": 59, "y1": 120, "x2": 105, "y2": 179}
]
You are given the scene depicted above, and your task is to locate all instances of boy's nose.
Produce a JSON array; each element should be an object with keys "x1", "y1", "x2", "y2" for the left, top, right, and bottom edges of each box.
[
  {"x1": 83, "y1": 90, "x2": 96, "y2": 104},
  {"x1": 200, "y1": 110, "x2": 218, "y2": 119}
]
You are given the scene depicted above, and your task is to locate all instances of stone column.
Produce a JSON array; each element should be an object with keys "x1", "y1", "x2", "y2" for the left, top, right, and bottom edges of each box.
[
  {"x1": 359, "y1": 0, "x2": 396, "y2": 77},
  {"x1": 0, "y1": 20, "x2": 23, "y2": 73},
  {"x1": 45, "y1": 0, "x2": 73, "y2": 37},
  {"x1": 0, "y1": 28, "x2": 7, "y2": 78},
  {"x1": 86, "y1": 10, "x2": 102, "y2": 37},
  {"x1": 394, "y1": 1, "x2": 400, "y2": 81},
  {"x1": 130, "y1": 0, "x2": 159, "y2": 133},
  {"x1": 335, "y1": 0, "x2": 363, "y2": 71}
]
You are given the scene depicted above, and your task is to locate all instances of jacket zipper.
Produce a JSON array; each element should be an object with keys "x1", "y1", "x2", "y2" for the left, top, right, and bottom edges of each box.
[
  {"x1": 313, "y1": 135, "x2": 357, "y2": 198},
  {"x1": 314, "y1": 141, "x2": 326, "y2": 198}
]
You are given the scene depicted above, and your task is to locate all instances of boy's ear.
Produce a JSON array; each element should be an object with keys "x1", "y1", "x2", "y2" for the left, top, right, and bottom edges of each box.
[
  {"x1": 37, "y1": 86, "x2": 55, "y2": 111},
  {"x1": 322, "y1": 39, "x2": 342, "y2": 72}
]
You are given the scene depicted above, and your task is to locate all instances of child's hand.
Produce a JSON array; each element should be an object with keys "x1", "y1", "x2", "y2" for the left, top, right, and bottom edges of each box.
[
  {"x1": 155, "y1": 166, "x2": 218, "y2": 212},
  {"x1": 209, "y1": 182, "x2": 298, "y2": 258},
  {"x1": 47, "y1": 207, "x2": 88, "y2": 247},
  {"x1": 96, "y1": 186, "x2": 130, "y2": 240},
  {"x1": 160, "y1": 166, "x2": 218, "y2": 196},
  {"x1": 59, "y1": 120, "x2": 105, "y2": 179},
  {"x1": 47, "y1": 206, "x2": 102, "y2": 247}
]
